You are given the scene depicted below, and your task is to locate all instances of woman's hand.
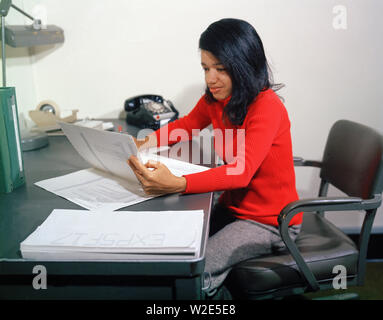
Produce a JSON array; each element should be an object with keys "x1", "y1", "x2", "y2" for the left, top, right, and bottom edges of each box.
[
  {"x1": 127, "y1": 155, "x2": 187, "y2": 195},
  {"x1": 132, "y1": 134, "x2": 157, "y2": 150}
]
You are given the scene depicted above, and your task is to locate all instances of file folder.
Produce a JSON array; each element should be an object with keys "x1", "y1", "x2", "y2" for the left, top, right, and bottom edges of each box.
[{"x1": 0, "y1": 87, "x2": 25, "y2": 193}]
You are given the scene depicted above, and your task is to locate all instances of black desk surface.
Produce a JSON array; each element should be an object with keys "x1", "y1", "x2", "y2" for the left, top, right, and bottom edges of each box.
[{"x1": 0, "y1": 120, "x2": 213, "y2": 279}]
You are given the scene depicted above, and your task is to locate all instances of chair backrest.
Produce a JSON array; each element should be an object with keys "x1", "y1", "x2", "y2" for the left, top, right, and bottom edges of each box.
[{"x1": 320, "y1": 120, "x2": 383, "y2": 199}]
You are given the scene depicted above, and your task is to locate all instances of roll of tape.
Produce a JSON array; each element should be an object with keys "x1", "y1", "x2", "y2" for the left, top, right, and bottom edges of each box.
[{"x1": 36, "y1": 100, "x2": 61, "y2": 119}]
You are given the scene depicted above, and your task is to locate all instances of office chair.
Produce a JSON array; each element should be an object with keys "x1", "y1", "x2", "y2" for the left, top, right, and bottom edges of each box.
[{"x1": 225, "y1": 119, "x2": 383, "y2": 299}]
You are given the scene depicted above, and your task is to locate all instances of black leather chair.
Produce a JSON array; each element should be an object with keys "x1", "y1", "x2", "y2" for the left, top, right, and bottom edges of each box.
[{"x1": 225, "y1": 119, "x2": 383, "y2": 299}]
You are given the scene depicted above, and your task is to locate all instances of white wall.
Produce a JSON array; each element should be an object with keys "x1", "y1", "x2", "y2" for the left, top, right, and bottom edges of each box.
[{"x1": 4, "y1": 0, "x2": 383, "y2": 232}]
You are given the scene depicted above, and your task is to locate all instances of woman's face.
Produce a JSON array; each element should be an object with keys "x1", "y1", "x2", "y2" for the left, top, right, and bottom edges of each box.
[{"x1": 201, "y1": 50, "x2": 232, "y2": 101}]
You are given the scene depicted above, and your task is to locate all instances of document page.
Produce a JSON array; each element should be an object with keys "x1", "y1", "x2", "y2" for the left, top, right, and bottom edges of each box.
[
  {"x1": 59, "y1": 122, "x2": 138, "y2": 180},
  {"x1": 35, "y1": 168, "x2": 152, "y2": 211},
  {"x1": 141, "y1": 153, "x2": 210, "y2": 177}
]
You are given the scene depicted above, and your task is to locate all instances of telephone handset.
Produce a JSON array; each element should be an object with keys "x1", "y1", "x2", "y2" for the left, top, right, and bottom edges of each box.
[{"x1": 124, "y1": 94, "x2": 179, "y2": 130}]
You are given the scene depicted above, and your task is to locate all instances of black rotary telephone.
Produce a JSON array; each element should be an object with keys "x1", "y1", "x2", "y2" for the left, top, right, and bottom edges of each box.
[{"x1": 124, "y1": 94, "x2": 179, "y2": 130}]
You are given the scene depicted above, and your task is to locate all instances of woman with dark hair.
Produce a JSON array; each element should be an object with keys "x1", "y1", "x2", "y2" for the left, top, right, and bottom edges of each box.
[{"x1": 128, "y1": 18, "x2": 301, "y2": 297}]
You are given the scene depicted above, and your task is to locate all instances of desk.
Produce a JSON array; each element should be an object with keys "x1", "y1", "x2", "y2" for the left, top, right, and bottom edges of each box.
[{"x1": 0, "y1": 120, "x2": 214, "y2": 300}]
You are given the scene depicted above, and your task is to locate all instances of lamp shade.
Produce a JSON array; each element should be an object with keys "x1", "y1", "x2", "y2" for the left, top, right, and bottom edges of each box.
[{"x1": 2, "y1": 24, "x2": 64, "y2": 47}]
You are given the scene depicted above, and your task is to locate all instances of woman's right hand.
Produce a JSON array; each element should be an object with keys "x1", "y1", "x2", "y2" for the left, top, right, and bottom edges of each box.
[{"x1": 132, "y1": 134, "x2": 158, "y2": 150}]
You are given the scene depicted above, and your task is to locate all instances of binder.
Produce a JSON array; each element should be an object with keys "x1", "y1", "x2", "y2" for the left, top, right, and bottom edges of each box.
[{"x1": 0, "y1": 87, "x2": 25, "y2": 193}]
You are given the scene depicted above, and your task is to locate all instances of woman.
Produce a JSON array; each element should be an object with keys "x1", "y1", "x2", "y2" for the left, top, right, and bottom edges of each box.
[{"x1": 128, "y1": 18, "x2": 302, "y2": 297}]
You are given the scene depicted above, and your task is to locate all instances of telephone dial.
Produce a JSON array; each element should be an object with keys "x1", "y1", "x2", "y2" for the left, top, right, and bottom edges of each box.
[{"x1": 124, "y1": 94, "x2": 179, "y2": 130}]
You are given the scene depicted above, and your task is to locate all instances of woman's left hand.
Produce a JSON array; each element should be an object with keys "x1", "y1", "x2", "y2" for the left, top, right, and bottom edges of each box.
[{"x1": 127, "y1": 155, "x2": 187, "y2": 196}]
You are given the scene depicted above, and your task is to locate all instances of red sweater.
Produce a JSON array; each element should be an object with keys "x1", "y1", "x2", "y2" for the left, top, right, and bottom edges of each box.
[{"x1": 154, "y1": 89, "x2": 302, "y2": 226}]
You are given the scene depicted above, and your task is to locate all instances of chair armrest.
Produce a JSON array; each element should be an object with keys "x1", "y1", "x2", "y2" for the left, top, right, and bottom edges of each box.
[
  {"x1": 280, "y1": 197, "x2": 362, "y2": 222},
  {"x1": 279, "y1": 195, "x2": 381, "y2": 224},
  {"x1": 277, "y1": 195, "x2": 381, "y2": 292},
  {"x1": 293, "y1": 157, "x2": 322, "y2": 168}
]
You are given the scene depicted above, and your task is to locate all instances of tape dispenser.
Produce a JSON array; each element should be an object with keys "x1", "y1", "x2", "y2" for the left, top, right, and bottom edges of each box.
[{"x1": 29, "y1": 100, "x2": 78, "y2": 132}]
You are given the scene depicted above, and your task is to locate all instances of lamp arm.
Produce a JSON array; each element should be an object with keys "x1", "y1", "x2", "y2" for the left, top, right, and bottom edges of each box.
[{"x1": 10, "y1": 4, "x2": 34, "y2": 22}]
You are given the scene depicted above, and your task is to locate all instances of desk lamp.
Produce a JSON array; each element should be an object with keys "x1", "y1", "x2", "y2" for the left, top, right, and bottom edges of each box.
[{"x1": 0, "y1": 0, "x2": 64, "y2": 193}]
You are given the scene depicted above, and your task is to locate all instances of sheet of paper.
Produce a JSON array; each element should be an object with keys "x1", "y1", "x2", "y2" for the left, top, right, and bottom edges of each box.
[
  {"x1": 145, "y1": 145, "x2": 170, "y2": 154},
  {"x1": 20, "y1": 209, "x2": 204, "y2": 261},
  {"x1": 141, "y1": 153, "x2": 210, "y2": 177},
  {"x1": 60, "y1": 122, "x2": 138, "y2": 180},
  {"x1": 35, "y1": 168, "x2": 153, "y2": 211}
]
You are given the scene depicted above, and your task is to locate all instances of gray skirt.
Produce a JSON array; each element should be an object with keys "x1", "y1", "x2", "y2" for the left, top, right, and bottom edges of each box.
[{"x1": 203, "y1": 201, "x2": 301, "y2": 296}]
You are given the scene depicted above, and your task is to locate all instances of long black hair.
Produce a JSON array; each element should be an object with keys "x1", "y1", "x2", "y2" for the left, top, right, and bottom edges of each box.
[{"x1": 199, "y1": 18, "x2": 283, "y2": 126}]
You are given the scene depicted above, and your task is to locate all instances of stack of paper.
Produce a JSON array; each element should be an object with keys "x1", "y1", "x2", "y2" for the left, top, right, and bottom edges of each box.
[
  {"x1": 33, "y1": 122, "x2": 209, "y2": 211},
  {"x1": 20, "y1": 209, "x2": 204, "y2": 261}
]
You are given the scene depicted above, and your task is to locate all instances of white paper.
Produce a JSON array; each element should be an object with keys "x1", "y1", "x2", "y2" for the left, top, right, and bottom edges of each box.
[
  {"x1": 20, "y1": 251, "x2": 197, "y2": 261},
  {"x1": 35, "y1": 168, "x2": 152, "y2": 211},
  {"x1": 20, "y1": 209, "x2": 204, "y2": 261},
  {"x1": 59, "y1": 122, "x2": 138, "y2": 180},
  {"x1": 140, "y1": 153, "x2": 210, "y2": 177},
  {"x1": 34, "y1": 122, "x2": 209, "y2": 211}
]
